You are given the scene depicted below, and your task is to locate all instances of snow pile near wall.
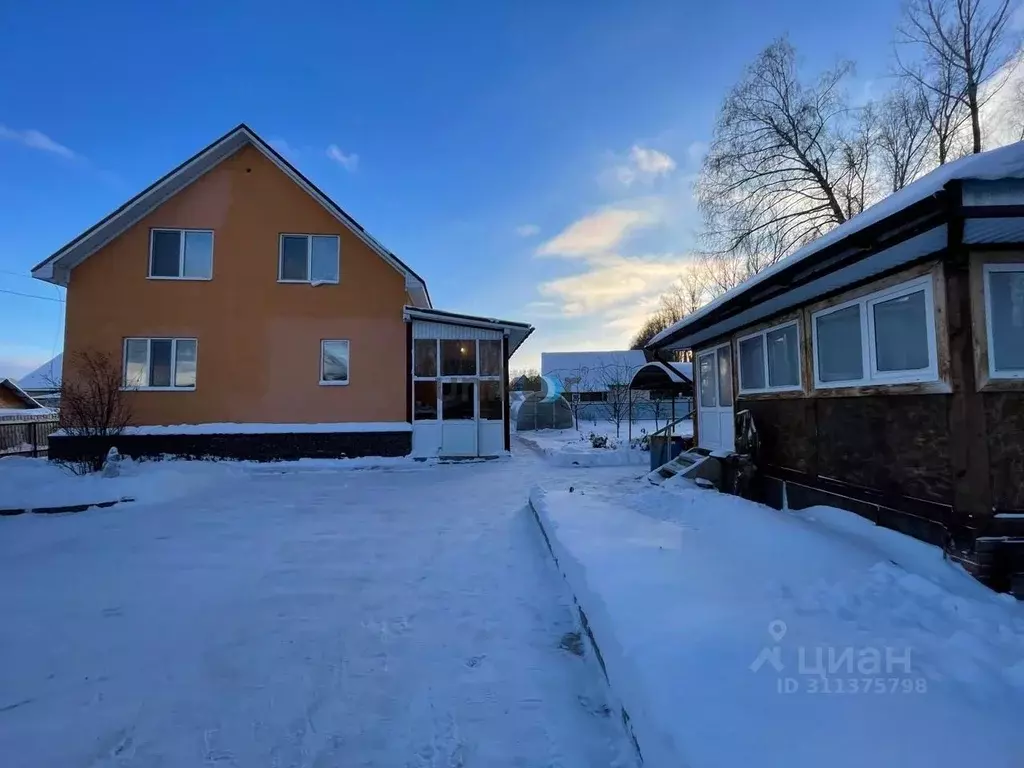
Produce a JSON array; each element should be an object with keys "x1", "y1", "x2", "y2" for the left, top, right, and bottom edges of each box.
[
  {"x1": 0, "y1": 455, "x2": 429, "y2": 511},
  {"x1": 530, "y1": 481, "x2": 1024, "y2": 768}
]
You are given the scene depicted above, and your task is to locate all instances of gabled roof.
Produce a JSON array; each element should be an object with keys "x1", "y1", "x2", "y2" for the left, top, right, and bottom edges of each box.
[
  {"x1": 18, "y1": 353, "x2": 62, "y2": 391},
  {"x1": 649, "y1": 139, "x2": 1024, "y2": 350},
  {"x1": 0, "y1": 378, "x2": 48, "y2": 410},
  {"x1": 31, "y1": 124, "x2": 431, "y2": 308}
]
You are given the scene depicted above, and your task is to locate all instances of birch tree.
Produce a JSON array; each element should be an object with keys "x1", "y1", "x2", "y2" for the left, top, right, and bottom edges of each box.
[
  {"x1": 896, "y1": 0, "x2": 1015, "y2": 155},
  {"x1": 698, "y1": 38, "x2": 857, "y2": 267},
  {"x1": 878, "y1": 87, "x2": 934, "y2": 190}
]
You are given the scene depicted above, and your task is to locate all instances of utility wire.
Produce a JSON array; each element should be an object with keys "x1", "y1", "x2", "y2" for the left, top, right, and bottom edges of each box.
[{"x1": 0, "y1": 287, "x2": 64, "y2": 303}]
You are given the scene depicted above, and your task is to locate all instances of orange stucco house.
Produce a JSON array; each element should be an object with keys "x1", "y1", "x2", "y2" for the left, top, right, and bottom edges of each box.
[{"x1": 32, "y1": 125, "x2": 532, "y2": 461}]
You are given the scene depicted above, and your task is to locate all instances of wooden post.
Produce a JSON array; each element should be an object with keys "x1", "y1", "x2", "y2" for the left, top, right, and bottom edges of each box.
[
  {"x1": 628, "y1": 386, "x2": 632, "y2": 443},
  {"x1": 945, "y1": 181, "x2": 992, "y2": 535},
  {"x1": 30, "y1": 421, "x2": 38, "y2": 458}
]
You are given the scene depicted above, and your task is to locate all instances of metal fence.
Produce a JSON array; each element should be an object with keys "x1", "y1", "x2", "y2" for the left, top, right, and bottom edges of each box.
[{"x1": 0, "y1": 417, "x2": 59, "y2": 458}]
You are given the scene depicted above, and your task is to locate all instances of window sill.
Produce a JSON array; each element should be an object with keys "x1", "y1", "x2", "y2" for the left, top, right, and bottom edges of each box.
[
  {"x1": 277, "y1": 279, "x2": 340, "y2": 285},
  {"x1": 738, "y1": 385, "x2": 803, "y2": 396},
  {"x1": 147, "y1": 275, "x2": 212, "y2": 281},
  {"x1": 319, "y1": 380, "x2": 350, "y2": 386},
  {"x1": 120, "y1": 386, "x2": 196, "y2": 392},
  {"x1": 810, "y1": 380, "x2": 952, "y2": 397}
]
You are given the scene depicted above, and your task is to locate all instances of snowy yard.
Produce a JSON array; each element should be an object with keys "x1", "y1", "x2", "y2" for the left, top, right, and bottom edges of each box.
[
  {"x1": 531, "y1": 479, "x2": 1024, "y2": 768},
  {"x1": 515, "y1": 419, "x2": 693, "y2": 468},
  {"x1": 0, "y1": 452, "x2": 636, "y2": 767}
]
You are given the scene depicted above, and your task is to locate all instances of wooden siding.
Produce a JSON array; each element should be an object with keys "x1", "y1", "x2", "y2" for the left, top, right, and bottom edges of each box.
[
  {"x1": 985, "y1": 392, "x2": 1024, "y2": 511},
  {"x1": 742, "y1": 395, "x2": 953, "y2": 507}
]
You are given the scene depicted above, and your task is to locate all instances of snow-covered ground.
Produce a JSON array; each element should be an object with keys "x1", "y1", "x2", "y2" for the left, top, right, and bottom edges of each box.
[
  {"x1": 0, "y1": 451, "x2": 637, "y2": 767},
  {"x1": 531, "y1": 479, "x2": 1024, "y2": 768},
  {"x1": 516, "y1": 419, "x2": 693, "y2": 468}
]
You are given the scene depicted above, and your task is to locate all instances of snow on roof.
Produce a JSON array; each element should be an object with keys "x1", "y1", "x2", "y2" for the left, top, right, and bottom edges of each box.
[
  {"x1": 18, "y1": 353, "x2": 62, "y2": 391},
  {"x1": 649, "y1": 139, "x2": 1024, "y2": 348},
  {"x1": 668, "y1": 361, "x2": 693, "y2": 380},
  {"x1": 0, "y1": 378, "x2": 48, "y2": 410}
]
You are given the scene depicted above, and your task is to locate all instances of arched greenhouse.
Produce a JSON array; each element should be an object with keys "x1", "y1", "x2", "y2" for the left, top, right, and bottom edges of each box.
[{"x1": 510, "y1": 392, "x2": 573, "y2": 431}]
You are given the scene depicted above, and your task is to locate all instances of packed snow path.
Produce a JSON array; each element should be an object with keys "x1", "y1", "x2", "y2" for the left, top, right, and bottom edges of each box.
[{"x1": 0, "y1": 450, "x2": 635, "y2": 767}]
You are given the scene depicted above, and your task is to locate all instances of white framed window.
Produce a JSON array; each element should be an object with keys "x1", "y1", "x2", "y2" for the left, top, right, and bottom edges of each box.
[
  {"x1": 123, "y1": 338, "x2": 197, "y2": 390},
  {"x1": 320, "y1": 340, "x2": 350, "y2": 385},
  {"x1": 279, "y1": 234, "x2": 340, "y2": 284},
  {"x1": 736, "y1": 320, "x2": 802, "y2": 394},
  {"x1": 812, "y1": 275, "x2": 938, "y2": 389},
  {"x1": 149, "y1": 229, "x2": 213, "y2": 279},
  {"x1": 410, "y1": 338, "x2": 504, "y2": 421},
  {"x1": 983, "y1": 263, "x2": 1024, "y2": 379}
]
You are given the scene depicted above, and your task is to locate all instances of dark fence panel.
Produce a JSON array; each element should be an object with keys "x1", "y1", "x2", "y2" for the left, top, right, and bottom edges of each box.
[{"x1": 0, "y1": 418, "x2": 59, "y2": 457}]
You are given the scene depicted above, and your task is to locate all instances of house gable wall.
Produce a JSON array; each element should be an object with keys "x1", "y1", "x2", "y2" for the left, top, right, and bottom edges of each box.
[
  {"x1": 62, "y1": 145, "x2": 408, "y2": 426},
  {"x1": 0, "y1": 387, "x2": 27, "y2": 409}
]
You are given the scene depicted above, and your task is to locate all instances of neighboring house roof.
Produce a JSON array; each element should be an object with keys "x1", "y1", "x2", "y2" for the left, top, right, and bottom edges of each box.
[
  {"x1": 668, "y1": 361, "x2": 694, "y2": 381},
  {"x1": 628, "y1": 361, "x2": 693, "y2": 391},
  {"x1": 30, "y1": 124, "x2": 432, "y2": 308},
  {"x1": 0, "y1": 378, "x2": 52, "y2": 416},
  {"x1": 649, "y1": 139, "x2": 1024, "y2": 351},
  {"x1": 403, "y1": 306, "x2": 534, "y2": 354},
  {"x1": 18, "y1": 353, "x2": 62, "y2": 392},
  {"x1": 541, "y1": 350, "x2": 648, "y2": 390}
]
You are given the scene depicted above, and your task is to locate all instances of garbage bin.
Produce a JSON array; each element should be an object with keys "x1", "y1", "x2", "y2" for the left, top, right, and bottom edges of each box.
[{"x1": 649, "y1": 434, "x2": 686, "y2": 471}]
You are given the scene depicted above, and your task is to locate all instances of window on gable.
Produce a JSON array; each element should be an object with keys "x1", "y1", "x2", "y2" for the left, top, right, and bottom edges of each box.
[
  {"x1": 279, "y1": 234, "x2": 340, "y2": 283},
  {"x1": 984, "y1": 264, "x2": 1024, "y2": 378},
  {"x1": 737, "y1": 321, "x2": 801, "y2": 394},
  {"x1": 149, "y1": 229, "x2": 213, "y2": 279},
  {"x1": 123, "y1": 338, "x2": 198, "y2": 389},
  {"x1": 813, "y1": 275, "x2": 938, "y2": 388}
]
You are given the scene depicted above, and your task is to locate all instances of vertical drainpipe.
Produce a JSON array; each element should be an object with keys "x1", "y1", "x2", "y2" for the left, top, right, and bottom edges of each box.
[
  {"x1": 502, "y1": 334, "x2": 511, "y2": 452},
  {"x1": 405, "y1": 320, "x2": 413, "y2": 425}
]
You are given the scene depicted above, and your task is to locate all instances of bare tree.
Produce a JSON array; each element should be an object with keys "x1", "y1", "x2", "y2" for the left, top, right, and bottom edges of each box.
[
  {"x1": 58, "y1": 351, "x2": 134, "y2": 472},
  {"x1": 559, "y1": 365, "x2": 592, "y2": 431},
  {"x1": 837, "y1": 102, "x2": 880, "y2": 218},
  {"x1": 509, "y1": 367, "x2": 542, "y2": 392},
  {"x1": 896, "y1": 0, "x2": 1015, "y2": 155},
  {"x1": 698, "y1": 38, "x2": 856, "y2": 267},
  {"x1": 594, "y1": 362, "x2": 636, "y2": 439},
  {"x1": 631, "y1": 260, "x2": 716, "y2": 351},
  {"x1": 878, "y1": 86, "x2": 935, "y2": 190}
]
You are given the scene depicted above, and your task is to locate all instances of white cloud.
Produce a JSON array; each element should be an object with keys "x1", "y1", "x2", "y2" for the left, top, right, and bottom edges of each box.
[
  {"x1": 326, "y1": 144, "x2": 359, "y2": 171},
  {"x1": 537, "y1": 253, "x2": 685, "y2": 317},
  {"x1": 0, "y1": 125, "x2": 76, "y2": 159},
  {"x1": 516, "y1": 224, "x2": 541, "y2": 237},
  {"x1": 536, "y1": 207, "x2": 657, "y2": 257},
  {"x1": 631, "y1": 145, "x2": 676, "y2": 175},
  {"x1": 609, "y1": 145, "x2": 676, "y2": 187}
]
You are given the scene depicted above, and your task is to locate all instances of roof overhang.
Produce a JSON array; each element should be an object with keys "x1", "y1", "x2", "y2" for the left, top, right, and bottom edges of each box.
[
  {"x1": 628, "y1": 361, "x2": 693, "y2": 392},
  {"x1": 30, "y1": 124, "x2": 432, "y2": 308},
  {"x1": 403, "y1": 307, "x2": 535, "y2": 355}
]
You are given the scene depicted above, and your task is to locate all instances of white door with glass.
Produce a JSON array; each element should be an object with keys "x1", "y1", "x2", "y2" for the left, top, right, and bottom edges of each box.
[
  {"x1": 696, "y1": 344, "x2": 735, "y2": 452},
  {"x1": 411, "y1": 335, "x2": 506, "y2": 457}
]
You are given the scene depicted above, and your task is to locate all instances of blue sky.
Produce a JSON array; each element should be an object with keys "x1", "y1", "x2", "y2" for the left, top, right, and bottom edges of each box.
[{"x1": 0, "y1": 0, "x2": 903, "y2": 377}]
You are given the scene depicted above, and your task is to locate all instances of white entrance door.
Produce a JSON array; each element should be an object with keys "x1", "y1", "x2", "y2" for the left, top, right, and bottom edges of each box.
[
  {"x1": 441, "y1": 381, "x2": 478, "y2": 456},
  {"x1": 696, "y1": 344, "x2": 735, "y2": 452}
]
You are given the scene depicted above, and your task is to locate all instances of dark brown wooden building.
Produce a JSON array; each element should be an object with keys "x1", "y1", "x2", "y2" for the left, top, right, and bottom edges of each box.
[{"x1": 648, "y1": 145, "x2": 1024, "y2": 589}]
